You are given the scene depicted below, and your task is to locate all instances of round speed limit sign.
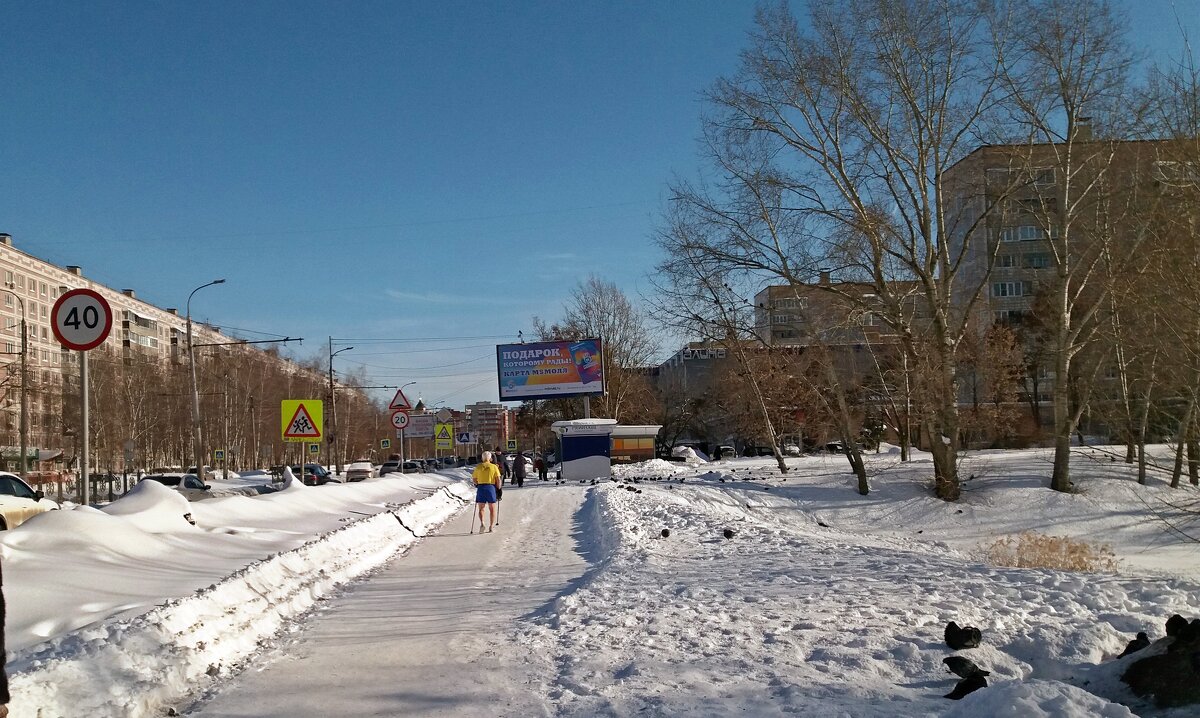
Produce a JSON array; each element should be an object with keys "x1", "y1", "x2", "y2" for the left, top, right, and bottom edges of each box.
[
  {"x1": 52, "y1": 288, "x2": 113, "y2": 351},
  {"x1": 391, "y1": 410, "x2": 410, "y2": 430}
]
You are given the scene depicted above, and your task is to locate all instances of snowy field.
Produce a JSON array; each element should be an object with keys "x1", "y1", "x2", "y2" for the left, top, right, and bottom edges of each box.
[{"x1": 3, "y1": 447, "x2": 1200, "y2": 716}]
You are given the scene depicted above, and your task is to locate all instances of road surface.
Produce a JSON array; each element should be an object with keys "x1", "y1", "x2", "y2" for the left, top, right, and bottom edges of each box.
[{"x1": 188, "y1": 483, "x2": 589, "y2": 717}]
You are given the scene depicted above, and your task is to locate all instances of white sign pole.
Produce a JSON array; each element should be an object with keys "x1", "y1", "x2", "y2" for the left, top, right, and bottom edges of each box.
[
  {"x1": 81, "y1": 350, "x2": 90, "y2": 506},
  {"x1": 400, "y1": 429, "x2": 405, "y2": 467}
]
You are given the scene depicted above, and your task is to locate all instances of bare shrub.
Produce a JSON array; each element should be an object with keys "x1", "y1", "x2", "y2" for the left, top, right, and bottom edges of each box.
[{"x1": 985, "y1": 531, "x2": 1119, "y2": 572}]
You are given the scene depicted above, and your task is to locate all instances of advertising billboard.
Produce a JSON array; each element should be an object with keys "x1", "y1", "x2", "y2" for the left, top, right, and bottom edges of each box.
[{"x1": 497, "y1": 339, "x2": 605, "y2": 401}]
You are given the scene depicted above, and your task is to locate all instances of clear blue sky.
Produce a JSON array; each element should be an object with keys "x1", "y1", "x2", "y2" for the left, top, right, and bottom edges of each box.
[{"x1": 1, "y1": 1, "x2": 1196, "y2": 407}]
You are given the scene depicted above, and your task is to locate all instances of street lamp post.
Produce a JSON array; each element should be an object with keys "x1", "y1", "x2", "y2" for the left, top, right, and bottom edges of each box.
[
  {"x1": 2, "y1": 286, "x2": 27, "y2": 480},
  {"x1": 187, "y1": 279, "x2": 225, "y2": 480},
  {"x1": 328, "y1": 339, "x2": 353, "y2": 475}
]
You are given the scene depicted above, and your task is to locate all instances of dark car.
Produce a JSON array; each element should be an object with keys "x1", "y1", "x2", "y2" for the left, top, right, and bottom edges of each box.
[
  {"x1": 290, "y1": 464, "x2": 339, "y2": 486},
  {"x1": 378, "y1": 460, "x2": 401, "y2": 476}
]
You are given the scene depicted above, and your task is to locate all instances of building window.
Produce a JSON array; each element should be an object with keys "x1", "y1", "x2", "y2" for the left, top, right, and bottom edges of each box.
[
  {"x1": 992, "y1": 281, "x2": 1028, "y2": 298},
  {"x1": 997, "y1": 254, "x2": 1016, "y2": 268},
  {"x1": 39, "y1": 282, "x2": 47, "y2": 297},
  {"x1": 3, "y1": 295, "x2": 10, "y2": 308},
  {"x1": 1024, "y1": 253, "x2": 1051, "y2": 269},
  {"x1": 1019, "y1": 225, "x2": 1042, "y2": 241},
  {"x1": 40, "y1": 305, "x2": 47, "y2": 320},
  {"x1": 3, "y1": 271, "x2": 11, "y2": 284},
  {"x1": 3, "y1": 342, "x2": 13, "y2": 354},
  {"x1": 1033, "y1": 168, "x2": 1056, "y2": 187}
]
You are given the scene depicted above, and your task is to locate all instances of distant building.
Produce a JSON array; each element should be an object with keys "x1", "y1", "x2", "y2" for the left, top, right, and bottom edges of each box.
[{"x1": 465, "y1": 400, "x2": 512, "y2": 450}]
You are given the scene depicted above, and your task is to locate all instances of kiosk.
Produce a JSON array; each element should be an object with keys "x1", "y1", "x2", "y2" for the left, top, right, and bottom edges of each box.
[{"x1": 551, "y1": 419, "x2": 617, "y2": 482}]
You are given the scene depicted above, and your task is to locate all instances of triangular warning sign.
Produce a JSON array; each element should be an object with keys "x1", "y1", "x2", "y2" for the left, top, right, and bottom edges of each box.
[
  {"x1": 435, "y1": 424, "x2": 452, "y2": 440},
  {"x1": 389, "y1": 388, "x2": 412, "y2": 411},
  {"x1": 285, "y1": 404, "x2": 322, "y2": 439}
]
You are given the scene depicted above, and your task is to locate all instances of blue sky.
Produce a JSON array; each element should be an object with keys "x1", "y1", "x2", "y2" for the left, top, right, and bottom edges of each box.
[{"x1": 2, "y1": 1, "x2": 1197, "y2": 407}]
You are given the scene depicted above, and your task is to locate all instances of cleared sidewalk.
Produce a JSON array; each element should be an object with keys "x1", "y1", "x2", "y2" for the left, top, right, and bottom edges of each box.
[{"x1": 188, "y1": 485, "x2": 590, "y2": 718}]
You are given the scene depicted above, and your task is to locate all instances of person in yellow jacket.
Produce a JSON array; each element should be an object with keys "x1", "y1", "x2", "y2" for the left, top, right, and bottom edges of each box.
[{"x1": 471, "y1": 451, "x2": 501, "y2": 533}]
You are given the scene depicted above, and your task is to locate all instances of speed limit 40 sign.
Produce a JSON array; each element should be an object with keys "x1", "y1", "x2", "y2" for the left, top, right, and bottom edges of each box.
[{"x1": 52, "y1": 288, "x2": 113, "y2": 351}]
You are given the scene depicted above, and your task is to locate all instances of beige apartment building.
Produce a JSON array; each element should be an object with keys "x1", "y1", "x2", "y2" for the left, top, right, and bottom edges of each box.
[{"x1": 0, "y1": 233, "x2": 238, "y2": 468}]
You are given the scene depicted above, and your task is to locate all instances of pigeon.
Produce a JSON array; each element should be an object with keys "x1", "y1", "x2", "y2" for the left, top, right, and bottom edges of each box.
[
  {"x1": 1180, "y1": 619, "x2": 1200, "y2": 644},
  {"x1": 943, "y1": 656, "x2": 989, "y2": 679},
  {"x1": 945, "y1": 621, "x2": 982, "y2": 650},
  {"x1": 1118, "y1": 632, "x2": 1151, "y2": 658},
  {"x1": 944, "y1": 673, "x2": 987, "y2": 700},
  {"x1": 723, "y1": 528, "x2": 735, "y2": 539},
  {"x1": 661, "y1": 528, "x2": 670, "y2": 538},
  {"x1": 1166, "y1": 614, "x2": 1188, "y2": 638}
]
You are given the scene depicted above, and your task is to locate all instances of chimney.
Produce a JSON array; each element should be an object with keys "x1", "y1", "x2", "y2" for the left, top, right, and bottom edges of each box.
[
  {"x1": 122, "y1": 289, "x2": 136, "y2": 298},
  {"x1": 166, "y1": 308, "x2": 178, "y2": 316},
  {"x1": 1073, "y1": 116, "x2": 1092, "y2": 142},
  {"x1": 819, "y1": 271, "x2": 831, "y2": 285},
  {"x1": 0, "y1": 233, "x2": 11, "y2": 247},
  {"x1": 67, "y1": 266, "x2": 83, "y2": 276}
]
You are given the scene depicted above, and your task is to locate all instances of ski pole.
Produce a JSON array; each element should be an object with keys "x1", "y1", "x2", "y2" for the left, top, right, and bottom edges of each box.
[{"x1": 470, "y1": 497, "x2": 477, "y2": 534}]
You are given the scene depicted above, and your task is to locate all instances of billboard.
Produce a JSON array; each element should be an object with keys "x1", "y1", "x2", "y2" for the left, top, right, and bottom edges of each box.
[{"x1": 497, "y1": 339, "x2": 605, "y2": 401}]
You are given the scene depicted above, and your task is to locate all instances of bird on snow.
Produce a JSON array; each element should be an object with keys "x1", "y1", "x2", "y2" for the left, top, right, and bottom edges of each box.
[
  {"x1": 1166, "y1": 614, "x2": 1188, "y2": 638},
  {"x1": 723, "y1": 528, "x2": 735, "y2": 539},
  {"x1": 660, "y1": 528, "x2": 670, "y2": 538},
  {"x1": 945, "y1": 621, "x2": 982, "y2": 650},
  {"x1": 1118, "y1": 632, "x2": 1151, "y2": 658},
  {"x1": 1179, "y1": 618, "x2": 1200, "y2": 644},
  {"x1": 944, "y1": 673, "x2": 987, "y2": 700},
  {"x1": 943, "y1": 656, "x2": 989, "y2": 679}
]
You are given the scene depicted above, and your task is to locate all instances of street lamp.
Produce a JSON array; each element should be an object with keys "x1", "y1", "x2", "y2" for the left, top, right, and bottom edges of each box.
[
  {"x1": 187, "y1": 279, "x2": 225, "y2": 480},
  {"x1": 328, "y1": 341, "x2": 353, "y2": 475},
  {"x1": 1, "y1": 285, "x2": 27, "y2": 480}
]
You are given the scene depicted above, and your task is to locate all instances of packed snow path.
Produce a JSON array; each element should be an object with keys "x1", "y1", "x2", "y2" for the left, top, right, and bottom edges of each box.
[{"x1": 188, "y1": 485, "x2": 590, "y2": 717}]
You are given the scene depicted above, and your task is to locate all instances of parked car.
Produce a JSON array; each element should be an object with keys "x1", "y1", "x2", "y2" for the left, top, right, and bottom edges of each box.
[
  {"x1": 0, "y1": 472, "x2": 60, "y2": 530},
  {"x1": 783, "y1": 444, "x2": 801, "y2": 456},
  {"x1": 715, "y1": 445, "x2": 737, "y2": 460},
  {"x1": 140, "y1": 473, "x2": 212, "y2": 501},
  {"x1": 344, "y1": 461, "x2": 375, "y2": 482},
  {"x1": 378, "y1": 460, "x2": 401, "y2": 476},
  {"x1": 186, "y1": 465, "x2": 216, "y2": 479},
  {"x1": 402, "y1": 461, "x2": 423, "y2": 473},
  {"x1": 289, "y1": 464, "x2": 339, "y2": 486}
]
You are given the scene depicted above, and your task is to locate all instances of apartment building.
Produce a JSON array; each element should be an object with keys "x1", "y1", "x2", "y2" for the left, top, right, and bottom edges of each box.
[
  {"x1": 0, "y1": 234, "x2": 244, "y2": 465},
  {"x1": 753, "y1": 273, "x2": 924, "y2": 348},
  {"x1": 464, "y1": 400, "x2": 511, "y2": 450}
]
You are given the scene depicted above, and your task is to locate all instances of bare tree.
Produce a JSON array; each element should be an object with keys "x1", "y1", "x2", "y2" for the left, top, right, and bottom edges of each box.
[
  {"x1": 662, "y1": 0, "x2": 1018, "y2": 499},
  {"x1": 532, "y1": 275, "x2": 659, "y2": 423},
  {"x1": 991, "y1": 0, "x2": 1149, "y2": 491}
]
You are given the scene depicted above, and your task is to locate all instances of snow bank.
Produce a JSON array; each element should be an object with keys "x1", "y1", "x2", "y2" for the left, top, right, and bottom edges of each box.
[
  {"x1": 6, "y1": 483, "x2": 472, "y2": 718},
  {"x1": 943, "y1": 679, "x2": 1137, "y2": 718}
]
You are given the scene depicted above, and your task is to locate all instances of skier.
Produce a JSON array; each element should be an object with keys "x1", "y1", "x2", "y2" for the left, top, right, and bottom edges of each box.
[
  {"x1": 512, "y1": 450, "x2": 527, "y2": 487},
  {"x1": 471, "y1": 451, "x2": 500, "y2": 533}
]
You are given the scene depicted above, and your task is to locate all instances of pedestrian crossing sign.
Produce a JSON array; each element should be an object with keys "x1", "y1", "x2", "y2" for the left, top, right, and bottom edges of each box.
[
  {"x1": 381, "y1": 438, "x2": 391, "y2": 449},
  {"x1": 281, "y1": 400, "x2": 323, "y2": 443},
  {"x1": 507, "y1": 439, "x2": 517, "y2": 451}
]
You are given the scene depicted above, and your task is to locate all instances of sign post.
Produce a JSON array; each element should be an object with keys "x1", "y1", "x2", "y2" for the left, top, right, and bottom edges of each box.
[
  {"x1": 281, "y1": 399, "x2": 323, "y2": 485},
  {"x1": 52, "y1": 288, "x2": 113, "y2": 506}
]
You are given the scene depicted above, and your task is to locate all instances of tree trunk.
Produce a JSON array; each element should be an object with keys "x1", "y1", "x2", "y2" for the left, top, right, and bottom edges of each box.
[
  {"x1": 1171, "y1": 399, "x2": 1194, "y2": 489},
  {"x1": 1050, "y1": 290, "x2": 1074, "y2": 493},
  {"x1": 1136, "y1": 391, "x2": 1152, "y2": 485}
]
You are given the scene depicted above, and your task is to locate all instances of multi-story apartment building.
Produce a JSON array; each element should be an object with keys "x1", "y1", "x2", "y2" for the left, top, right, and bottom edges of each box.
[
  {"x1": 464, "y1": 400, "x2": 511, "y2": 450},
  {"x1": 753, "y1": 273, "x2": 924, "y2": 348},
  {"x1": 0, "y1": 233, "x2": 292, "y2": 471}
]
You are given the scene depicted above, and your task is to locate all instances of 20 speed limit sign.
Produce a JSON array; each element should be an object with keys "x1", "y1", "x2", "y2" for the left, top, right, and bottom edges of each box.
[
  {"x1": 52, "y1": 288, "x2": 113, "y2": 351},
  {"x1": 390, "y1": 410, "x2": 410, "y2": 430}
]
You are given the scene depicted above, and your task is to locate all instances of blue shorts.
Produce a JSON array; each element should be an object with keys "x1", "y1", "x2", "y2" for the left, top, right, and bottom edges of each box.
[{"x1": 475, "y1": 484, "x2": 497, "y2": 503}]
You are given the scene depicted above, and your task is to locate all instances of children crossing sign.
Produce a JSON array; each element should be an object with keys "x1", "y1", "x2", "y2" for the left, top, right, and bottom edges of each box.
[
  {"x1": 281, "y1": 400, "x2": 323, "y2": 442},
  {"x1": 434, "y1": 422, "x2": 454, "y2": 450}
]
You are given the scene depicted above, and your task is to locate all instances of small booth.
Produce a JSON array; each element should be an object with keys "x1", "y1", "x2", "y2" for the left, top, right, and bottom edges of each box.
[
  {"x1": 551, "y1": 419, "x2": 617, "y2": 482},
  {"x1": 610, "y1": 425, "x2": 662, "y2": 464}
]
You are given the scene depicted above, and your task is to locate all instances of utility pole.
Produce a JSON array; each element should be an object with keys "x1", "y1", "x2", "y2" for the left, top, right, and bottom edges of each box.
[
  {"x1": 328, "y1": 339, "x2": 353, "y2": 475},
  {"x1": 2, "y1": 285, "x2": 28, "y2": 479}
]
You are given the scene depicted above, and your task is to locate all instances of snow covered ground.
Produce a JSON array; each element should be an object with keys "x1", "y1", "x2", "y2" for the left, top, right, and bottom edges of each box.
[{"x1": 3, "y1": 447, "x2": 1199, "y2": 716}]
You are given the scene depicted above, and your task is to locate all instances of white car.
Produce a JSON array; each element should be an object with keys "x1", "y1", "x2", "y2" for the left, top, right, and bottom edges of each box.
[
  {"x1": 0, "y1": 472, "x2": 61, "y2": 530},
  {"x1": 140, "y1": 473, "x2": 213, "y2": 502}
]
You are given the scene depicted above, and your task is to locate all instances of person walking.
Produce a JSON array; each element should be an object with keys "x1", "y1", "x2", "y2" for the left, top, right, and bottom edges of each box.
[
  {"x1": 535, "y1": 454, "x2": 548, "y2": 482},
  {"x1": 491, "y1": 452, "x2": 505, "y2": 526},
  {"x1": 471, "y1": 452, "x2": 500, "y2": 533},
  {"x1": 512, "y1": 451, "x2": 527, "y2": 488}
]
